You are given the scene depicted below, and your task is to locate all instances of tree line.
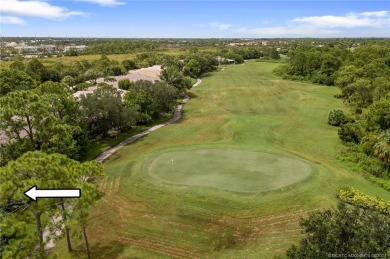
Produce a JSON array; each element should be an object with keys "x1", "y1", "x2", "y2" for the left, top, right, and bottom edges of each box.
[
  {"x1": 0, "y1": 52, "x2": 217, "y2": 163},
  {"x1": 275, "y1": 43, "x2": 390, "y2": 190},
  {"x1": 275, "y1": 43, "x2": 390, "y2": 257}
]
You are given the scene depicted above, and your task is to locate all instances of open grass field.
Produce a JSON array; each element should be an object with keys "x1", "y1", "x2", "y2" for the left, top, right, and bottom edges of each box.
[
  {"x1": 0, "y1": 53, "x2": 140, "y2": 69},
  {"x1": 52, "y1": 61, "x2": 390, "y2": 258},
  {"x1": 0, "y1": 47, "x2": 213, "y2": 69}
]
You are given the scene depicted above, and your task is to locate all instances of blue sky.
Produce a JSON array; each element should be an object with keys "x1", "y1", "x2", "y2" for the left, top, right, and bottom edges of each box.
[{"x1": 1, "y1": 1, "x2": 389, "y2": 38}]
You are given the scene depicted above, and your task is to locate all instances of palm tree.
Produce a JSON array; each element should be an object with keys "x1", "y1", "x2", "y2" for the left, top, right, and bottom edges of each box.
[{"x1": 374, "y1": 130, "x2": 390, "y2": 165}]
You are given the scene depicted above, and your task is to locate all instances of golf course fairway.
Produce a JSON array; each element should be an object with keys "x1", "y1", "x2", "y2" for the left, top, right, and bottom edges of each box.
[
  {"x1": 52, "y1": 61, "x2": 390, "y2": 259},
  {"x1": 147, "y1": 149, "x2": 312, "y2": 192}
]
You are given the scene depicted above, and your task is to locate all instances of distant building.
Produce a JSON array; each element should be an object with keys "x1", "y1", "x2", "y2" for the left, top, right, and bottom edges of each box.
[
  {"x1": 15, "y1": 45, "x2": 38, "y2": 53},
  {"x1": 5, "y1": 42, "x2": 17, "y2": 47},
  {"x1": 63, "y1": 45, "x2": 87, "y2": 52},
  {"x1": 216, "y1": 56, "x2": 235, "y2": 65},
  {"x1": 40, "y1": 45, "x2": 56, "y2": 52},
  {"x1": 14, "y1": 44, "x2": 55, "y2": 53},
  {"x1": 226, "y1": 59, "x2": 235, "y2": 64},
  {"x1": 24, "y1": 54, "x2": 39, "y2": 59}
]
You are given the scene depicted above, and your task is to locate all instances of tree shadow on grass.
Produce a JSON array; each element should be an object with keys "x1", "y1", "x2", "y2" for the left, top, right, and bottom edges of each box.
[
  {"x1": 187, "y1": 92, "x2": 199, "y2": 99},
  {"x1": 90, "y1": 242, "x2": 126, "y2": 259},
  {"x1": 201, "y1": 73, "x2": 213, "y2": 78}
]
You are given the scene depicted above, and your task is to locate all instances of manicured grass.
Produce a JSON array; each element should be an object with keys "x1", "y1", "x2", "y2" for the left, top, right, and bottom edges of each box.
[
  {"x1": 84, "y1": 114, "x2": 172, "y2": 161},
  {"x1": 147, "y1": 148, "x2": 312, "y2": 193},
  {"x1": 52, "y1": 61, "x2": 389, "y2": 259},
  {"x1": 84, "y1": 126, "x2": 148, "y2": 161}
]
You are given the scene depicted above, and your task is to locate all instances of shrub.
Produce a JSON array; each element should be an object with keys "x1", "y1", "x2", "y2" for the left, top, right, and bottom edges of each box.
[
  {"x1": 338, "y1": 122, "x2": 364, "y2": 143},
  {"x1": 107, "y1": 65, "x2": 126, "y2": 76},
  {"x1": 338, "y1": 144, "x2": 386, "y2": 178},
  {"x1": 286, "y1": 201, "x2": 390, "y2": 258},
  {"x1": 118, "y1": 78, "x2": 133, "y2": 90},
  {"x1": 122, "y1": 59, "x2": 138, "y2": 70},
  {"x1": 328, "y1": 109, "x2": 348, "y2": 126},
  {"x1": 337, "y1": 187, "x2": 390, "y2": 215},
  {"x1": 273, "y1": 64, "x2": 289, "y2": 76},
  {"x1": 75, "y1": 82, "x2": 90, "y2": 91},
  {"x1": 97, "y1": 82, "x2": 110, "y2": 88},
  {"x1": 104, "y1": 77, "x2": 116, "y2": 82}
]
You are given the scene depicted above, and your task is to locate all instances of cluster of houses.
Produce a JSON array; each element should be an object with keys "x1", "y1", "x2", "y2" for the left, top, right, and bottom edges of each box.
[
  {"x1": 228, "y1": 40, "x2": 289, "y2": 47},
  {"x1": 1, "y1": 41, "x2": 88, "y2": 60}
]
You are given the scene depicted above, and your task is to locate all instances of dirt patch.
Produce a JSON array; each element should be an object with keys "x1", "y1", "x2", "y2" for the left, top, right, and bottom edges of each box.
[{"x1": 73, "y1": 65, "x2": 162, "y2": 99}]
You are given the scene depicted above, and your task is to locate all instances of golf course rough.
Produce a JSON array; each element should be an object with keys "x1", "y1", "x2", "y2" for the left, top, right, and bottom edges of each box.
[{"x1": 147, "y1": 148, "x2": 312, "y2": 193}]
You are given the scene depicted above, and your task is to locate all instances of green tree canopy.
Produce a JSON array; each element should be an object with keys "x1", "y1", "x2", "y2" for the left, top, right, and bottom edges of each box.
[
  {"x1": 0, "y1": 69, "x2": 36, "y2": 96},
  {"x1": 0, "y1": 89, "x2": 83, "y2": 162},
  {"x1": 160, "y1": 65, "x2": 192, "y2": 93},
  {"x1": 84, "y1": 69, "x2": 103, "y2": 84},
  {"x1": 0, "y1": 151, "x2": 103, "y2": 257},
  {"x1": 184, "y1": 59, "x2": 201, "y2": 78},
  {"x1": 24, "y1": 59, "x2": 47, "y2": 82},
  {"x1": 79, "y1": 86, "x2": 138, "y2": 136},
  {"x1": 287, "y1": 199, "x2": 390, "y2": 258}
]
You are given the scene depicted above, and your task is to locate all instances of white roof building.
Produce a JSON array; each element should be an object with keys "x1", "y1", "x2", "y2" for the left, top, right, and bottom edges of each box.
[{"x1": 64, "y1": 45, "x2": 87, "y2": 52}]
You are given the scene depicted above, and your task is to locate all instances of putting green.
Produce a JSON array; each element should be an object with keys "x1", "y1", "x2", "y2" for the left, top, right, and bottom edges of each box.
[{"x1": 147, "y1": 149, "x2": 312, "y2": 192}]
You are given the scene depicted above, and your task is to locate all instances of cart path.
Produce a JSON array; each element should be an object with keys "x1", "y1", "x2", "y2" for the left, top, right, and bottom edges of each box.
[
  {"x1": 95, "y1": 78, "x2": 201, "y2": 162},
  {"x1": 44, "y1": 79, "x2": 201, "y2": 251}
]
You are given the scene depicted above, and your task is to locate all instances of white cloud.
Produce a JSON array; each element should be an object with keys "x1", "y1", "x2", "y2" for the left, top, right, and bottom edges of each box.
[
  {"x1": 75, "y1": 0, "x2": 125, "y2": 6},
  {"x1": 237, "y1": 10, "x2": 390, "y2": 37},
  {"x1": 292, "y1": 11, "x2": 390, "y2": 28},
  {"x1": 238, "y1": 26, "x2": 342, "y2": 37},
  {"x1": 0, "y1": 0, "x2": 86, "y2": 21},
  {"x1": 210, "y1": 23, "x2": 232, "y2": 30},
  {"x1": 0, "y1": 16, "x2": 25, "y2": 24},
  {"x1": 360, "y1": 11, "x2": 389, "y2": 17}
]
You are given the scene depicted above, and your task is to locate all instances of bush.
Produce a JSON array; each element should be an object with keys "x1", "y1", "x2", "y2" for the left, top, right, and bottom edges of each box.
[
  {"x1": 75, "y1": 82, "x2": 91, "y2": 91},
  {"x1": 104, "y1": 77, "x2": 116, "y2": 82},
  {"x1": 228, "y1": 53, "x2": 244, "y2": 64},
  {"x1": 361, "y1": 132, "x2": 380, "y2": 156},
  {"x1": 338, "y1": 144, "x2": 386, "y2": 178},
  {"x1": 337, "y1": 187, "x2": 390, "y2": 215},
  {"x1": 338, "y1": 122, "x2": 364, "y2": 143},
  {"x1": 286, "y1": 201, "x2": 390, "y2": 258},
  {"x1": 328, "y1": 109, "x2": 348, "y2": 126},
  {"x1": 118, "y1": 78, "x2": 133, "y2": 90},
  {"x1": 107, "y1": 65, "x2": 126, "y2": 76},
  {"x1": 97, "y1": 82, "x2": 110, "y2": 88},
  {"x1": 273, "y1": 64, "x2": 289, "y2": 76},
  {"x1": 122, "y1": 59, "x2": 138, "y2": 70}
]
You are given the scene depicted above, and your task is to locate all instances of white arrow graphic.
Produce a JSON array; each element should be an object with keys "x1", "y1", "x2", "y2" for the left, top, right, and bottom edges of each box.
[{"x1": 24, "y1": 185, "x2": 81, "y2": 201}]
